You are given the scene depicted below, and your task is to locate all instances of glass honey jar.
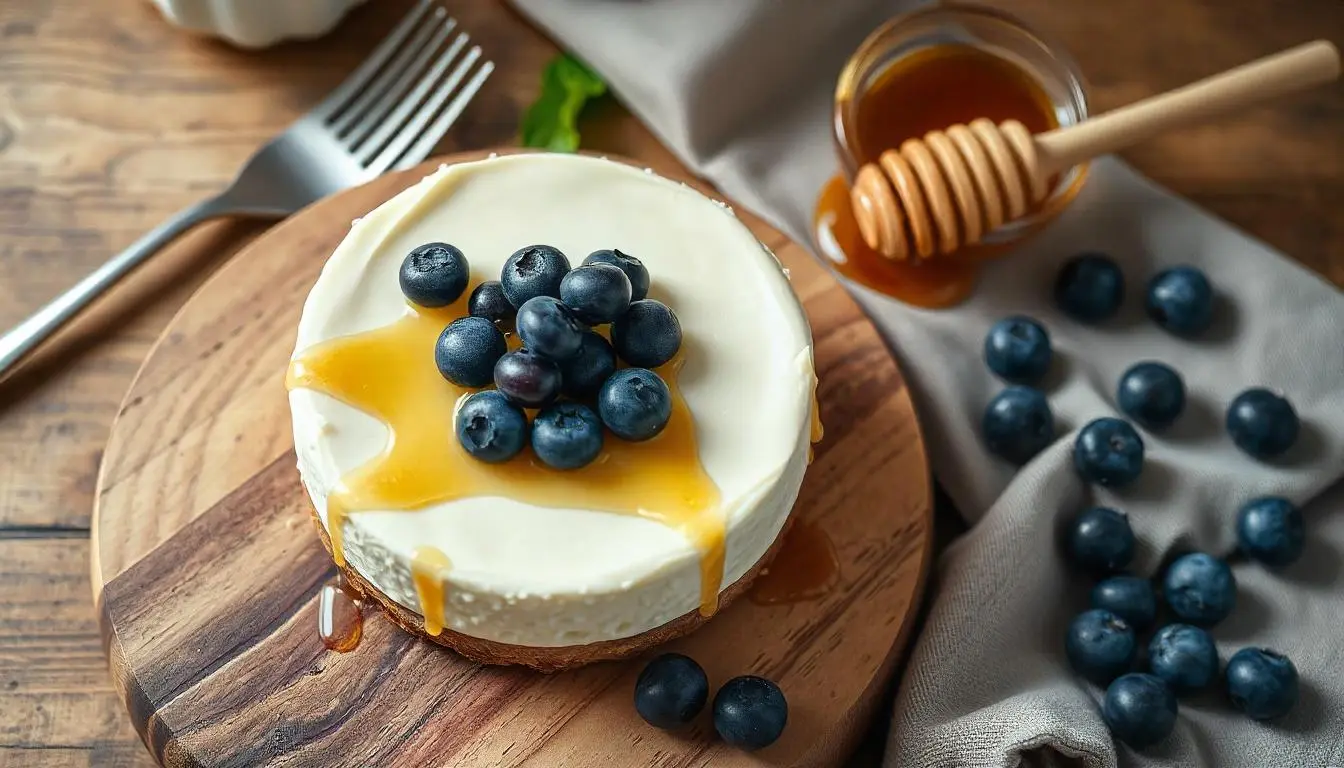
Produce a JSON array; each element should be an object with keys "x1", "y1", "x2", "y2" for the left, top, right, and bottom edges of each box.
[{"x1": 814, "y1": 3, "x2": 1091, "y2": 308}]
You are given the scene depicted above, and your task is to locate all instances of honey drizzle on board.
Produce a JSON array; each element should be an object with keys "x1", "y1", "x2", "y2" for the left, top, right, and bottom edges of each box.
[
  {"x1": 317, "y1": 574, "x2": 364, "y2": 652},
  {"x1": 747, "y1": 519, "x2": 840, "y2": 606},
  {"x1": 815, "y1": 44, "x2": 1060, "y2": 307},
  {"x1": 285, "y1": 284, "x2": 780, "y2": 631}
]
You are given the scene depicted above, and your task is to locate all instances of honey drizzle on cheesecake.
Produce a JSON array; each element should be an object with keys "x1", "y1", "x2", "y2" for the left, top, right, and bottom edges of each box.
[
  {"x1": 410, "y1": 547, "x2": 453, "y2": 636},
  {"x1": 286, "y1": 289, "x2": 733, "y2": 631},
  {"x1": 807, "y1": 377, "x2": 825, "y2": 464}
]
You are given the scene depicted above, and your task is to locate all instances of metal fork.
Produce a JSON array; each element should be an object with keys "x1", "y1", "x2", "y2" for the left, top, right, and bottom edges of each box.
[{"x1": 0, "y1": 0, "x2": 493, "y2": 379}]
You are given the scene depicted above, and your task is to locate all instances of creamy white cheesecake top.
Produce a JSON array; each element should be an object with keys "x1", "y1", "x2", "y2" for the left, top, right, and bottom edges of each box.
[{"x1": 288, "y1": 153, "x2": 815, "y2": 647}]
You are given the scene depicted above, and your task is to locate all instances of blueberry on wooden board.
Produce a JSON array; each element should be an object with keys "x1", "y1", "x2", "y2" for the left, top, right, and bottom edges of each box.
[
  {"x1": 634, "y1": 653, "x2": 708, "y2": 730},
  {"x1": 712, "y1": 676, "x2": 788, "y2": 751}
]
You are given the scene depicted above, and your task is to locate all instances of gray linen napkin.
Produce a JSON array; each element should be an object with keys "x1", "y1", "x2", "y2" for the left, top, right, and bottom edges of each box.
[{"x1": 509, "y1": 1, "x2": 1344, "y2": 765}]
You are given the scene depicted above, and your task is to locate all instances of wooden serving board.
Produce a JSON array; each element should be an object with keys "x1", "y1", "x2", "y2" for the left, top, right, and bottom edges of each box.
[{"x1": 91, "y1": 152, "x2": 933, "y2": 767}]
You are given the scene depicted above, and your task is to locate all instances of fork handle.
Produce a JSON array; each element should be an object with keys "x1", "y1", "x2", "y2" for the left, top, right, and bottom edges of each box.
[{"x1": 0, "y1": 195, "x2": 229, "y2": 380}]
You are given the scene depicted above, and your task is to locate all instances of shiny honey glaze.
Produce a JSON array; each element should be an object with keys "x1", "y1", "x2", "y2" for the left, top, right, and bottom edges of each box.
[
  {"x1": 287, "y1": 285, "x2": 744, "y2": 633},
  {"x1": 816, "y1": 44, "x2": 1060, "y2": 307},
  {"x1": 317, "y1": 573, "x2": 364, "y2": 653},
  {"x1": 747, "y1": 519, "x2": 839, "y2": 606},
  {"x1": 410, "y1": 546, "x2": 453, "y2": 636}
]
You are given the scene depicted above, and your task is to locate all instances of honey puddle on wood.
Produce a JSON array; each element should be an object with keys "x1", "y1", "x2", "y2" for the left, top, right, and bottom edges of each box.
[
  {"x1": 318, "y1": 575, "x2": 364, "y2": 653},
  {"x1": 748, "y1": 519, "x2": 840, "y2": 606},
  {"x1": 289, "y1": 281, "x2": 820, "y2": 635}
]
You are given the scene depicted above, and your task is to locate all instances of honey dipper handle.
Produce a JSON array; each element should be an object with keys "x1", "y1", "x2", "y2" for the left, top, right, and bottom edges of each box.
[{"x1": 1035, "y1": 40, "x2": 1340, "y2": 172}]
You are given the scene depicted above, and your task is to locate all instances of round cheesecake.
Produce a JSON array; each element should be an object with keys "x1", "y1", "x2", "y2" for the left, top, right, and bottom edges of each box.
[{"x1": 288, "y1": 153, "x2": 816, "y2": 668}]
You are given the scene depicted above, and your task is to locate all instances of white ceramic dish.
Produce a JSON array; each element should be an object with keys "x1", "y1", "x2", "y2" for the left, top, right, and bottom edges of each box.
[{"x1": 148, "y1": 0, "x2": 365, "y2": 48}]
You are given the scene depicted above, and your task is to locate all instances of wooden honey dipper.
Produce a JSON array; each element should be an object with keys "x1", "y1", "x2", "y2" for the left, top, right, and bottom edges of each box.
[{"x1": 851, "y1": 40, "x2": 1341, "y2": 261}]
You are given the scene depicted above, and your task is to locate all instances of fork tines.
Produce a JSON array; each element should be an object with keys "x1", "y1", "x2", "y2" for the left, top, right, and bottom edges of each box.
[{"x1": 319, "y1": 0, "x2": 494, "y2": 174}]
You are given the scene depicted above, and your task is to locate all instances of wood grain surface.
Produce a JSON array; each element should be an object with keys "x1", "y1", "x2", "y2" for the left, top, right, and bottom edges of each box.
[
  {"x1": 92, "y1": 152, "x2": 932, "y2": 767},
  {"x1": 1, "y1": 0, "x2": 1341, "y2": 766}
]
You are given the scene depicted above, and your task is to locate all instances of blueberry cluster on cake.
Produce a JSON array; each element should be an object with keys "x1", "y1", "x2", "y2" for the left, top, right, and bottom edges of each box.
[{"x1": 418, "y1": 240, "x2": 686, "y2": 469}]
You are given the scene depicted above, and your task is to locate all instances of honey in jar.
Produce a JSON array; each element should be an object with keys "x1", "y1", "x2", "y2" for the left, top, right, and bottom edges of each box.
[{"x1": 816, "y1": 6, "x2": 1090, "y2": 307}]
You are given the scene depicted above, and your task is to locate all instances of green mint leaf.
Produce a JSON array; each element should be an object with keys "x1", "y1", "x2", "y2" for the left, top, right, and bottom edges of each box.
[{"x1": 520, "y1": 53, "x2": 607, "y2": 152}]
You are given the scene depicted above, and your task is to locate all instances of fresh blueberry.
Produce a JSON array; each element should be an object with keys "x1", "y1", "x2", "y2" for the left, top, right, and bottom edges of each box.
[
  {"x1": 516, "y1": 296, "x2": 585, "y2": 361},
  {"x1": 467, "y1": 280, "x2": 516, "y2": 325},
  {"x1": 611, "y1": 299, "x2": 681, "y2": 368},
  {"x1": 1091, "y1": 576, "x2": 1156, "y2": 630},
  {"x1": 981, "y1": 386, "x2": 1054, "y2": 465},
  {"x1": 983, "y1": 316, "x2": 1052, "y2": 384},
  {"x1": 1146, "y1": 266, "x2": 1213, "y2": 336},
  {"x1": 1054, "y1": 252, "x2": 1124, "y2": 323},
  {"x1": 1148, "y1": 624, "x2": 1218, "y2": 693},
  {"x1": 1226, "y1": 388, "x2": 1300, "y2": 459},
  {"x1": 598, "y1": 368, "x2": 672, "y2": 441},
  {"x1": 1073, "y1": 417, "x2": 1145, "y2": 487},
  {"x1": 399, "y1": 242, "x2": 470, "y2": 308},
  {"x1": 1102, "y1": 673, "x2": 1178, "y2": 750},
  {"x1": 1237, "y1": 496, "x2": 1305, "y2": 568},
  {"x1": 1117, "y1": 362, "x2": 1186, "y2": 430},
  {"x1": 1065, "y1": 506, "x2": 1135, "y2": 575},
  {"x1": 434, "y1": 316, "x2": 506, "y2": 388},
  {"x1": 560, "y1": 263, "x2": 632, "y2": 324},
  {"x1": 584, "y1": 248, "x2": 650, "y2": 301},
  {"x1": 493, "y1": 349, "x2": 562, "y2": 408},
  {"x1": 634, "y1": 653, "x2": 709, "y2": 730},
  {"x1": 558, "y1": 332, "x2": 617, "y2": 398},
  {"x1": 531, "y1": 402, "x2": 604, "y2": 470},
  {"x1": 712, "y1": 676, "x2": 788, "y2": 751},
  {"x1": 501, "y1": 244, "x2": 571, "y2": 307},
  {"x1": 454, "y1": 391, "x2": 528, "y2": 463},
  {"x1": 1065, "y1": 608, "x2": 1136, "y2": 685},
  {"x1": 1225, "y1": 647, "x2": 1299, "y2": 720},
  {"x1": 1162, "y1": 553, "x2": 1236, "y2": 626}
]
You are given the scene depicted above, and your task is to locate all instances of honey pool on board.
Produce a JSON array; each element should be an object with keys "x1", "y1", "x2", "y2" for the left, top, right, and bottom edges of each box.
[
  {"x1": 747, "y1": 519, "x2": 839, "y2": 606},
  {"x1": 318, "y1": 574, "x2": 364, "y2": 653},
  {"x1": 815, "y1": 44, "x2": 1060, "y2": 307},
  {"x1": 287, "y1": 284, "x2": 732, "y2": 635}
]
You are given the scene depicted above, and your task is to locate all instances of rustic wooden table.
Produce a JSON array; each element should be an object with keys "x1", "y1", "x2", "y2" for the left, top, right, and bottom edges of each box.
[{"x1": 0, "y1": 1, "x2": 1339, "y2": 766}]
